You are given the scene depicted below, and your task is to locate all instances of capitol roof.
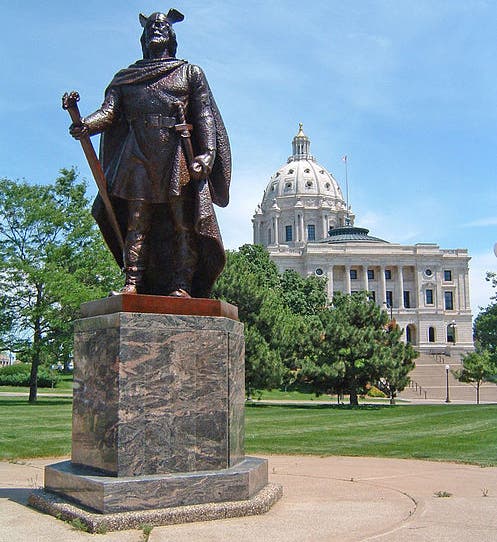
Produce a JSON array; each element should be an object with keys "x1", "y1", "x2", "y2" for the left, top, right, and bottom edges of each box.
[
  {"x1": 320, "y1": 226, "x2": 389, "y2": 244},
  {"x1": 261, "y1": 124, "x2": 346, "y2": 209}
]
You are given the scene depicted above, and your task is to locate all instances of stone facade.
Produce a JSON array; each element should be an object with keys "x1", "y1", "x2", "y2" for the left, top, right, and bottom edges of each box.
[{"x1": 253, "y1": 126, "x2": 473, "y2": 356}]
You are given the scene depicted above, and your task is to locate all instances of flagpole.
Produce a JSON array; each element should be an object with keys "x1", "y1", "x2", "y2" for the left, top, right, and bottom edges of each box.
[{"x1": 342, "y1": 155, "x2": 349, "y2": 225}]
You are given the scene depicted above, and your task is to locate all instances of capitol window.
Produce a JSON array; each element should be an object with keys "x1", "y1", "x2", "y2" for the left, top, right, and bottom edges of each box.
[
  {"x1": 307, "y1": 224, "x2": 316, "y2": 241},
  {"x1": 285, "y1": 225, "x2": 293, "y2": 242},
  {"x1": 425, "y1": 289, "x2": 434, "y2": 305},
  {"x1": 385, "y1": 269, "x2": 392, "y2": 280},
  {"x1": 350, "y1": 269, "x2": 358, "y2": 280},
  {"x1": 367, "y1": 269, "x2": 375, "y2": 280},
  {"x1": 444, "y1": 270, "x2": 452, "y2": 281}
]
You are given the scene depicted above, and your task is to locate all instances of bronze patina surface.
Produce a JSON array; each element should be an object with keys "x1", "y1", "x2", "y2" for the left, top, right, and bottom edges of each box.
[{"x1": 68, "y1": 9, "x2": 231, "y2": 298}]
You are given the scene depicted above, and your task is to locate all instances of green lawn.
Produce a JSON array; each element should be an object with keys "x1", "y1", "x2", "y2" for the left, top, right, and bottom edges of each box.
[
  {"x1": 245, "y1": 403, "x2": 497, "y2": 466},
  {"x1": 1, "y1": 398, "x2": 496, "y2": 466},
  {"x1": 0, "y1": 397, "x2": 73, "y2": 459},
  {"x1": 251, "y1": 389, "x2": 396, "y2": 403},
  {"x1": 0, "y1": 374, "x2": 73, "y2": 395}
]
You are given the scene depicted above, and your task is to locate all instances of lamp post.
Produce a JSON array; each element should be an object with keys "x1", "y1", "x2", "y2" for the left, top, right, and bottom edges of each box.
[{"x1": 445, "y1": 364, "x2": 451, "y2": 403}]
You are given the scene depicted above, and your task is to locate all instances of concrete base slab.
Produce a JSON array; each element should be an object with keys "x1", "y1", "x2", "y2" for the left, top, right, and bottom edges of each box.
[{"x1": 28, "y1": 483, "x2": 283, "y2": 533}]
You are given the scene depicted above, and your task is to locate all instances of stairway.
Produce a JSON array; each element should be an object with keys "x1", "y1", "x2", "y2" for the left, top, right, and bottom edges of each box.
[{"x1": 398, "y1": 353, "x2": 497, "y2": 403}]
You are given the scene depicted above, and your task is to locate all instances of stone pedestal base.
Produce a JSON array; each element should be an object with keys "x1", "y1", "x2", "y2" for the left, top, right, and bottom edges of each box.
[
  {"x1": 44, "y1": 456, "x2": 268, "y2": 513},
  {"x1": 35, "y1": 298, "x2": 281, "y2": 526}
]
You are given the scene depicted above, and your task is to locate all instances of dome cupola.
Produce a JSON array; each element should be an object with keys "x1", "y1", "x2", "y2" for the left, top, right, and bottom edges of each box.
[
  {"x1": 290, "y1": 123, "x2": 313, "y2": 161},
  {"x1": 253, "y1": 125, "x2": 355, "y2": 247}
]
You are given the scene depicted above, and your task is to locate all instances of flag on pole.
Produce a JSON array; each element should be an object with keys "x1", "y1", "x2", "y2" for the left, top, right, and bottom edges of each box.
[{"x1": 342, "y1": 155, "x2": 347, "y2": 162}]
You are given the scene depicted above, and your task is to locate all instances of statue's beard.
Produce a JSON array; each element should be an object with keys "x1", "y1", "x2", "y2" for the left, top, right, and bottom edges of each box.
[{"x1": 146, "y1": 36, "x2": 170, "y2": 55}]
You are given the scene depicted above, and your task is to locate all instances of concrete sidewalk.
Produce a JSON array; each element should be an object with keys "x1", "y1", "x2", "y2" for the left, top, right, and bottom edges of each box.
[{"x1": 1, "y1": 455, "x2": 496, "y2": 542}]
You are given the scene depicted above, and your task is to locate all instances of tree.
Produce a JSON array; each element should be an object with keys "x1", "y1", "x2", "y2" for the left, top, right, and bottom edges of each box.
[
  {"x1": 474, "y1": 272, "x2": 497, "y2": 359},
  {"x1": 212, "y1": 244, "x2": 326, "y2": 396},
  {"x1": 0, "y1": 170, "x2": 122, "y2": 402},
  {"x1": 377, "y1": 321, "x2": 418, "y2": 404},
  {"x1": 454, "y1": 350, "x2": 497, "y2": 404},
  {"x1": 301, "y1": 292, "x2": 391, "y2": 405}
]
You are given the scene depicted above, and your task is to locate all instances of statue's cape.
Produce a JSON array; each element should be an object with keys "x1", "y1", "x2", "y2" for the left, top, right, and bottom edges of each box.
[{"x1": 92, "y1": 58, "x2": 231, "y2": 297}]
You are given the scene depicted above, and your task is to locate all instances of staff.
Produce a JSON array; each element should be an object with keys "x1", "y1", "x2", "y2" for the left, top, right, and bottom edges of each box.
[{"x1": 62, "y1": 91, "x2": 124, "y2": 251}]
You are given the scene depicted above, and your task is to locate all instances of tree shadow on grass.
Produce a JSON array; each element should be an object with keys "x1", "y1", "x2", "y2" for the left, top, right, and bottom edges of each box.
[
  {"x1": 0, "y1": 398, "x2": 72, "y2": 407},
  {"x1": 245, "y1": 402, "x2": 391, "y2": 411}
]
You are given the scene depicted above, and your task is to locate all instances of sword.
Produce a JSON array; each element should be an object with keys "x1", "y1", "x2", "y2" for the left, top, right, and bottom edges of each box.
[
  {"x1": 62, "y1": 91, "x2": 124, "y2": 251},
  {"x1": 174, "y1": 101, "x2": 195, "y2": 171}
]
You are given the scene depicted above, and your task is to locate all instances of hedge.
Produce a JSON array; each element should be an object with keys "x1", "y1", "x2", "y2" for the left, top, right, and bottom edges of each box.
[{"x1": 0, "y1": 363, "x2": 61, "y2": 387}]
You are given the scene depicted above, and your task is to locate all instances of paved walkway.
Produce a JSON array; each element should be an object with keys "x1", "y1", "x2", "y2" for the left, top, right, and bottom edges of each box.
[{"x1": 1, "y1": 455, "x2": 497, "y2": 541}]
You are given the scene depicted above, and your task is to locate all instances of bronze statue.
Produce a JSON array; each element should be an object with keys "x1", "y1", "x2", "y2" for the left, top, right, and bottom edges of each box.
[{"x1": 68, "y1": 9, "x2": 231, "y2": 298}]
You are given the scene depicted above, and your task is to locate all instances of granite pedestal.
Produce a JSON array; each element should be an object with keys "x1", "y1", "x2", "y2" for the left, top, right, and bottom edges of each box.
[{"x1": 35, "y1": 296, "x2": 280, "y2": 523}]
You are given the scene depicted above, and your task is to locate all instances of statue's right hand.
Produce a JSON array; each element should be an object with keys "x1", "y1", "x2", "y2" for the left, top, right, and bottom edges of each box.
[{"x1": 69, "y1": 122, "x2": 89, "y2": 140}]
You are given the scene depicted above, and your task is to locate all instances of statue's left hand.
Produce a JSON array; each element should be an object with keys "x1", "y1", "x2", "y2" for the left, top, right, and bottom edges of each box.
[{"x1": 189, "y1": 151, "x2": 215, "y2": 181}]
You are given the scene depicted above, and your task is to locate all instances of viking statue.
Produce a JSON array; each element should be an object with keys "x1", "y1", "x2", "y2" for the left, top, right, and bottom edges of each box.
[{"x1": 69, "y1": 9, "x2": 231, "y2": 298}]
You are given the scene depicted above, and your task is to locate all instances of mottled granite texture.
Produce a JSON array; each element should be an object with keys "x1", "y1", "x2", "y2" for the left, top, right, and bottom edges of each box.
[
  {"x1": 71, "y1": 312, "x2": 245, "y2": 477},
  {"x1": 29, "y1": 482, "x2": 283, "y2": 532},
  {"x1": 44, "y1": 456, "x2": 268, "y2": 514}
]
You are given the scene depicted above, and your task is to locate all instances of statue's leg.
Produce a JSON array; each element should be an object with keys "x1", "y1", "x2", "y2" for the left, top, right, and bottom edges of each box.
[
  {"x1": 122, "y1": 200, "x2": 152, "y2": 294},
  {"x1": 167, "y1": 188, "x2": 199, "y2": 298}
]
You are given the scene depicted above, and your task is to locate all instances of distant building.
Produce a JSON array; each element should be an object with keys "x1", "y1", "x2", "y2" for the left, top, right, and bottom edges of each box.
[
  {"x1": 0, "y1": 352, "x2": 15, "y2": 366},
  {"x1": 252, "y1": 125, "x2": 473, "y2": 356}
]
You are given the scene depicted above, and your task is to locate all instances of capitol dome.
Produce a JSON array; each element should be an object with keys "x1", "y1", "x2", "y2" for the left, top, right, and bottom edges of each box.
[
  {"x1": 254, "y1": 125, "x2": 354, "y2": 247},
  {"x1": 261, "y1": 124, "x2": 346, "y2": 210}
]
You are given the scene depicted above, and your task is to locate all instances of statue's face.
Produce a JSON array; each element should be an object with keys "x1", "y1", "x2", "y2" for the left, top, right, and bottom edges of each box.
[{"x1": 144, "y1": 13, "x2": 171, "y2": 51}]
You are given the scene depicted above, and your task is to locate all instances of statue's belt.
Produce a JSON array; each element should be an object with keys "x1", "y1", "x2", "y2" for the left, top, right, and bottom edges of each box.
[{"x1": 129, "y1": 114, "x2": 177, "y2": 128}]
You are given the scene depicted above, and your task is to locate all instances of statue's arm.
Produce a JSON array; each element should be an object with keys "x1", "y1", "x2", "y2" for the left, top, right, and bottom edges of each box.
[
  {"x1": 187, "y1": 65, "x2": 217, "y2": 177},
  {"x1": 69, "y1": 87, "x2": 121, "y2": 139}
]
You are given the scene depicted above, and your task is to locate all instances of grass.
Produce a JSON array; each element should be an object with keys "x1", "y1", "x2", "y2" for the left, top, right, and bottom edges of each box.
[
  {"x1": 0, "y1": 374, "x2": 73, "y2": 395},
  {"x1": 251, "y1": 388, "x2": 396, "y2": 403},
  {"x1": 1, "y1": 397, "x2": 496, "y2": 466},
  {"x1": 0, "y1": 397, "x2": 72, "y2": 459},
  {"x1": 245, "y1": 403, "x2": 497, "y2": 466}
]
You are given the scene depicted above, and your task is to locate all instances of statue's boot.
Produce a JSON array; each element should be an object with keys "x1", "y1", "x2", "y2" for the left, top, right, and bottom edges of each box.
[
  {"x1": 168, "y1": 288, "x2": 191, "y2": 298},
  {"x1": 121, "y1": 266, "x2": 145, "y2": 295},
  {"x1": 121, "y1": 224, "x2": 148, "y2": 294}
]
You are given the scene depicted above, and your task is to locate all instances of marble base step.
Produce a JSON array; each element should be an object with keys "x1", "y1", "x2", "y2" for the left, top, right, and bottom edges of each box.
[{"x1": 43, "y1": 456, "x2": 268, "y2": 514}]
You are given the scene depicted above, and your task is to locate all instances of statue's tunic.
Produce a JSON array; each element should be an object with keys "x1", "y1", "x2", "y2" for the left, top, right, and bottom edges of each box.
[{"x1": 86, "y1": 58, "x2": 231, "y2": 297}]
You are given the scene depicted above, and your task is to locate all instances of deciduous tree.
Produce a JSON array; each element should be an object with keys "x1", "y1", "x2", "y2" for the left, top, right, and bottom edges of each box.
[
  {"x1": 212, "y1": 245, "x2": 326, "y2": 396},
  {"x1": 454, "y1": 350, "x2": 497, "y2": 404},
  {"x1": 0, "y1": 170, "x2": 121, "y2": 402}
]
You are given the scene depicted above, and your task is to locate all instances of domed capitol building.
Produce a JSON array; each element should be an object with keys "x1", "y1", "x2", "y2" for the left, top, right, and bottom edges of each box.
[{"x1": 253, "y1": 125, "x2": 473, "y2": 357}]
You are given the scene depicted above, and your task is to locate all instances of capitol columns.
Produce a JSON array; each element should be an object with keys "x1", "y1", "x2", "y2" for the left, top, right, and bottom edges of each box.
[
  {"x1": 327, "y1": 265, "x2": 334, "y2": 299},
  {"x1": 362, "y1": 266, "x2": 369, "y2": 292},
  {"x1": 379, "y1": 265, "x2": 387, "y2": 305},
  {"x1": 397, "y1": 266, "x2": 404, "y2": 308},
  {"x1": 345, "y1": 264, "x2": 352, "y2": 294},
  {"x1": 270, "y1": 200, "x2": 281, "y2": 245}
]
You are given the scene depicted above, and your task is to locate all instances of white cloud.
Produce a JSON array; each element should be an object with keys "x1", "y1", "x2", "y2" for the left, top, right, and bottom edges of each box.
[{"x1": 463, "y1": 217, "x2": 497, "y2": 227}]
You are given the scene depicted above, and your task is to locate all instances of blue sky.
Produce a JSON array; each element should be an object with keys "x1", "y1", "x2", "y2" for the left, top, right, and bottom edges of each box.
[{"x1": 1, "y1": 0, "x2": 496, "y2": 315}]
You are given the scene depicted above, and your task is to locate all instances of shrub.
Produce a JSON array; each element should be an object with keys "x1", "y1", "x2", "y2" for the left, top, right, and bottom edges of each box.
[
  {"x1": 0, "y1": 363, "x2": 60, "y2": 387},
  {"x1": 366, "y1": 385, "x2": 387, "y2": 398}
]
